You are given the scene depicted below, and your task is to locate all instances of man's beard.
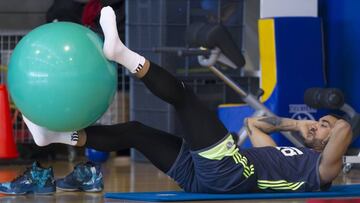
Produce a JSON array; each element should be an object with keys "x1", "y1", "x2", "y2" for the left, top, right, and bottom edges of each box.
[{"x1": 304, "y1": 138, "x2": 325, "y2": 151}]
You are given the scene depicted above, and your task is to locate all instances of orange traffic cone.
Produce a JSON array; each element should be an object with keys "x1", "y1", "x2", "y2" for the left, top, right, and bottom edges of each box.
[
  {"x1": 0, "y1": 84, "x2": 18, "y2": 159},
  {"x1": 0, "y1": 170, "x2": 18, "y2": 197}
]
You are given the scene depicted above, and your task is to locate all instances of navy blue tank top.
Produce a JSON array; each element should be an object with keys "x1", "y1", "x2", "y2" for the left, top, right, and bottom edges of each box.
[{"x1": 241, "y1": 146, "x2": 327, "y2": 192}]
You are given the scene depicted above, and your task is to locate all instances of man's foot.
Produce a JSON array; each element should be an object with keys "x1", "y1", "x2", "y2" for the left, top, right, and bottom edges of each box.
[
  {"x1": 23, "y1": 115, "x2": 79, "y2": 146},
  {"x1": 56, "y1": 162, "x2": 103, "y2": 192},
  {"x1": 99, "y1": 6, "x2": 122, "y2": 62},
  {"x1": 0, "y1": 162, "x2": 55, "y2": 195},
  {"x1": 100, "y1": 6, "x2": 145, "y2": 73}
]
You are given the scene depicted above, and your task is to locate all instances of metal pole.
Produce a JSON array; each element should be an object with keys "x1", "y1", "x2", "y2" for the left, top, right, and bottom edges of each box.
[{"x1": 208, "y1": 65, "x2": 304, "y2": 147}]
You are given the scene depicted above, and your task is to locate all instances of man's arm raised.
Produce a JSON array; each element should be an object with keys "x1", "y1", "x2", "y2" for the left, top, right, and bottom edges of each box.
[
  {"x1": 319, "y1": 119, "x2": 352, "y2": 184},
  {"x1": 245, "y1": 116, "x2": 301, "y2": 147}
]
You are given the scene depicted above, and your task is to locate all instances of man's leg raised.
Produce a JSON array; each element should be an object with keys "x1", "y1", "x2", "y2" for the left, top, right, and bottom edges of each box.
[
  {"x1": 100, "y1": 6, "x2": 228, "y2": 151},
  {"x1": 23, "y1": 116, "x2": 182, "y2": 173}
]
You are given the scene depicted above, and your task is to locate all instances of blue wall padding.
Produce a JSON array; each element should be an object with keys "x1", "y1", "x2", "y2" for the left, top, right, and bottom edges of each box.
[
  {"x1": 319, "y1": 0, "x2": 360, "y2": 107},
  {"x1": 319, "y1": 0, "x2": 360, "y2": 146},
  {"x1": 264, "y1": 17, "x2": 326, "y2": 146}
]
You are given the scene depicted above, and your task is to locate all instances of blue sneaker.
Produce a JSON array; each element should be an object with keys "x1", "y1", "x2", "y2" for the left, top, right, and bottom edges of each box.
[
  {"x1": 0, "y1": 162, "x2": 55, "y2": 195},
  {"x1": 56, "y1": 162, "x2": 103, "y2": 192}
]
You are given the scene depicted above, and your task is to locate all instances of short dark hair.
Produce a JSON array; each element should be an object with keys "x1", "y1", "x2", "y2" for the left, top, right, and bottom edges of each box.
[
  {"x1": 328, "y1": 113, "x2": 343, "y2": 120},
  {"x1": 328, "y1": 112, "x2": 353, "y2": 125}
]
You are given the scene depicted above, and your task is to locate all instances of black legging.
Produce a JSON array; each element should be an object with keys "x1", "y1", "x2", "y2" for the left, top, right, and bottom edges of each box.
[{"x1": 85, "y1": 62, "x2": 228, "y2": 173}]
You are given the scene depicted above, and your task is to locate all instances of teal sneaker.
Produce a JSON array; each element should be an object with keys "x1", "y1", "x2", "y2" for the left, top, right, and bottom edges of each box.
[
  {"x1": 0, "y1": 162, "x2": 55, "y2": 195},
  {"x1": 56, "y1": 162, "x2": 103, "y2": 192}
]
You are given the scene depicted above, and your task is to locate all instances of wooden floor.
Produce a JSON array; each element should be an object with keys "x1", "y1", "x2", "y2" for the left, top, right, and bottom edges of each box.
[{"x1": 0, "y1": 157, "x2": 360, "y2": 203}]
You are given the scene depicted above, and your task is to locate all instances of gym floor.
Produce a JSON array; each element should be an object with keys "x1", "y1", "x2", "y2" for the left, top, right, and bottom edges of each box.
[{"x1": 0, "y1": 157, "x2": 359, "y2": 203}]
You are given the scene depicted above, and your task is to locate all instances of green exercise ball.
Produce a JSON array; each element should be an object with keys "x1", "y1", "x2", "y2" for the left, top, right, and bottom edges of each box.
[{"x1": 8, "y1": 22, "x2": 117, "y2": 131}]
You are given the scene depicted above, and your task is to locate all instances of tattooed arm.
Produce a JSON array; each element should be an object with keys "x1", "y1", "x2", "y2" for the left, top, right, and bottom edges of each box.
[{"x1": 245, "y1": 116, "x2": 299, "y2": 147}]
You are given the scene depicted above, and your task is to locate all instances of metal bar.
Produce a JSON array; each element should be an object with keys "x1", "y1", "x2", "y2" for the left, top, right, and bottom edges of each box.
[
  {"x1": 208, "y1": 65, "x2": 247, "y2": 96},
  {"x1": 343, "y1": 156, "x2": 360, "y2": 164},
  {"x1": 341, "y1": 104, "x2": 356, "y2": 118},
  {"x1": 209, "y1": 65, "x2": 304, "y2": 147},
  {"x1": 237, "y1": 109, "x2": 267, "y2": 146}
]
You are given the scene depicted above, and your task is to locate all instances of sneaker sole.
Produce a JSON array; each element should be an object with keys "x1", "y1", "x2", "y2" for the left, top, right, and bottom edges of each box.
[
  {"x1": 0, "y1": 191, "x2": 26, "y2": 195},
  {"x1": 34, "y1": 191, "x2": 56, "y2": 195},
  {"x1": 0, "y1": 191, "x2": 55, "y2": 195},
  {"x1": 82, "y1": 188, "x2": 103, "y2": 193},
  {"x1": 56, "y1": 187, "x2": 80, "y2": 192},
  {"x1": 56, "y1": 187, "x2": 102, "y2": 193}
]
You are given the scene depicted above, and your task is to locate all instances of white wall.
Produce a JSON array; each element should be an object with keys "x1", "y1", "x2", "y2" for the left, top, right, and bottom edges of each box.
[{"x1": 260, "y1": 0, "x2": 318, "y2": 18}]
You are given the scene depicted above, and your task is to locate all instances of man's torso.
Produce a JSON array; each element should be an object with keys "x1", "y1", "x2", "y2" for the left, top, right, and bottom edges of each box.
[{"x1": 241, "y1": 146, "x2": 323, "y2": 192}]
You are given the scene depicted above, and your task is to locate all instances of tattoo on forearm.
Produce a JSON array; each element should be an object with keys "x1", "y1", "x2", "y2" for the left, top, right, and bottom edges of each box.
[
  {"x1": 245, "y1": 119, "x2": 252, "y2": 136},
  {"x1": 259, "y1": 117, "x2": 282, "y2": 126},
  {"x1": 257, "y1": 116, "x2": 295, "y2": 132}
]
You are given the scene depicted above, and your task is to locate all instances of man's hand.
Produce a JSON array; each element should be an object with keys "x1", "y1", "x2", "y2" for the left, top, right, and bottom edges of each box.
[{"x1": 296, "y1": 120, "x2": 318, "y2": 138}]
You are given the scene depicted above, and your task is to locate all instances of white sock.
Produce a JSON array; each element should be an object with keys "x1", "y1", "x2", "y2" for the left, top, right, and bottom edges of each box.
[
  {"x1": 22, "y1": 116, "x2": 81, "y2": 146},
  {"x1": 100, "y1": 6, "x2": 145, "y2": 73}
]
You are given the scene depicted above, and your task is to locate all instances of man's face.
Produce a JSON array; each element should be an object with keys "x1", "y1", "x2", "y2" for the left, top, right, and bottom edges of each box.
[{"x1": 304, "y1": 115, "x2": 338, "y2": 150}]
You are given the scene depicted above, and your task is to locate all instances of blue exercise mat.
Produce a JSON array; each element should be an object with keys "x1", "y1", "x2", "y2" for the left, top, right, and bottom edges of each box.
[{"x1": 105, "y1": 184, "x2": 360, "y2": 202}]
